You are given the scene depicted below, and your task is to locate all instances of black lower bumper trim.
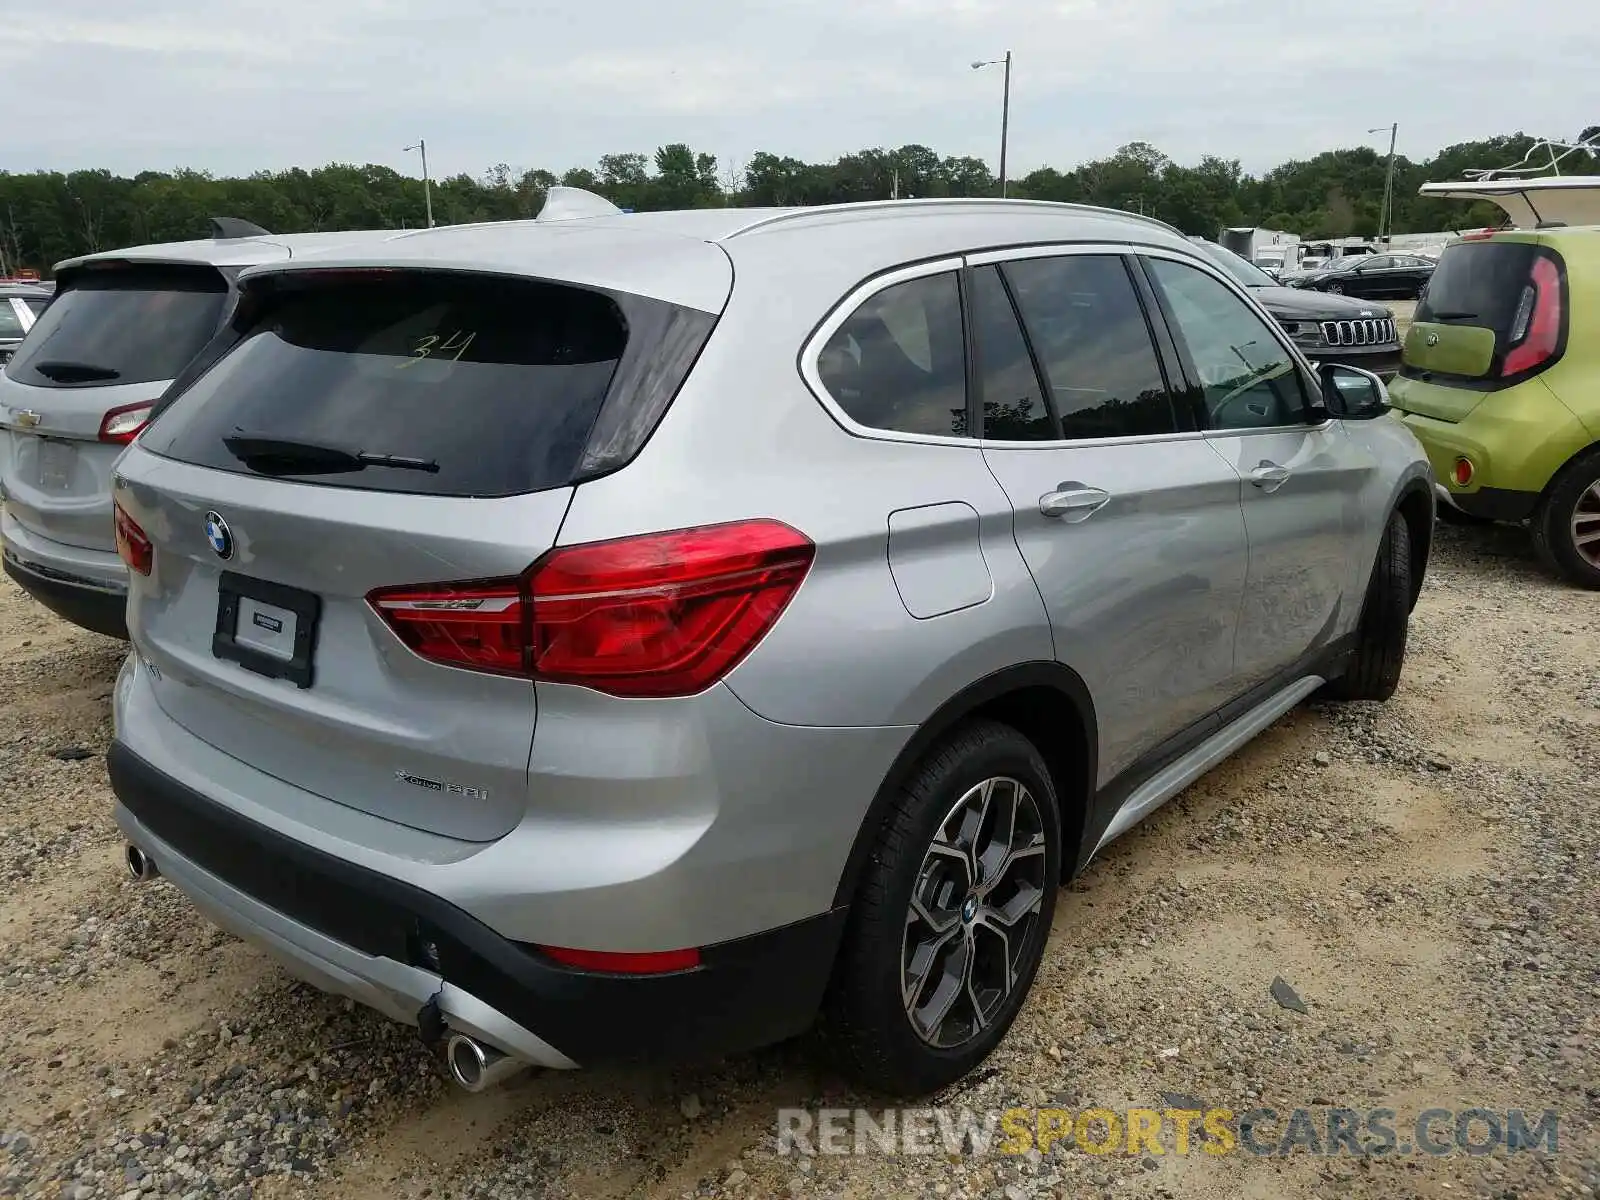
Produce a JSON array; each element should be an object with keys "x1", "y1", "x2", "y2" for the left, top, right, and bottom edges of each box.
[
  {"x1": 3, "y1": 553, "x2": 128, "y2": 639},
  {"x1": 1303, "y1": 347, "x2": 1404, "y2": 378},
  {"x1": 1446, "y1": 486, "x2": 1539, "y2": 524},
  {"x1": 108, "y1": 741, "x2": 847, "y2": 1066}
]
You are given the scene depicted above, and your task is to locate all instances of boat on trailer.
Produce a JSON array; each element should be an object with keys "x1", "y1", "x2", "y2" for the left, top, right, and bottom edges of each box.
[{"x1": 1418, "y1": 134, "x2": 1600, "y2": 229}]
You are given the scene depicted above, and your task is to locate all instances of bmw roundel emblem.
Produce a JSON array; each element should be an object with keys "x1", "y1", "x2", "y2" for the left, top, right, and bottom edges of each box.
[{"x1": 204, "y1": 511, "x2": 234, "y2": 560}]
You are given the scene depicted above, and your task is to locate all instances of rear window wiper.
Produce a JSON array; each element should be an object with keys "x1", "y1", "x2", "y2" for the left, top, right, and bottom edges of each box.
[
  {"x1": 30, "y1": 360, "x2": 121, "y2": 382},
  {"x1": 222, "y1": 432, "x2": 440, "y2": 475},
  {"x1": 1427, "y1": 310, "x2": 1479, "y2": 320}
]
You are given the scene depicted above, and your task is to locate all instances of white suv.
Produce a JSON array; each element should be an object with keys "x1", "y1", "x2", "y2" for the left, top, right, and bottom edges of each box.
[{"x1": 0, "y1": 221, "x2": 394, "y2": 636}]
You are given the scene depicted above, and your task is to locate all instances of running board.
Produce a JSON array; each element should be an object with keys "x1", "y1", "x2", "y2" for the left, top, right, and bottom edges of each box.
[{"x1": 1094, "y1": 675, "x2": 1325, "y2": 853}]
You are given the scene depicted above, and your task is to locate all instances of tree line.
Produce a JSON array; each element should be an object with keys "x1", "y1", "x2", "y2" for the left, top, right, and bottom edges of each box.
[{"x1": 3, "y1": 131, "x2": 1595, "y2": 275}]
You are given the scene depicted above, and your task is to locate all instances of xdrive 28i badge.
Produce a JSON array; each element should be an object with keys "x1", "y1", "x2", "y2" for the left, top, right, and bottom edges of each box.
[{"x1": 204, "y1": 511, "x2": 234, "y2": 560}]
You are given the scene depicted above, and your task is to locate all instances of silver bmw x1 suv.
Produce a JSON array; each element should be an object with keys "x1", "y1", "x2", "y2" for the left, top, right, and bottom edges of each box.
[{"x1": 108, "y1": 197, "x2": 1434, "y2": 1096}]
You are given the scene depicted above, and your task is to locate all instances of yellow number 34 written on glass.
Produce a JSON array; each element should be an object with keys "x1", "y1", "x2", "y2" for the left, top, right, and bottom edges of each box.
[{"x1": 397, "y1": 330, "x2": 476, "y2": 369}]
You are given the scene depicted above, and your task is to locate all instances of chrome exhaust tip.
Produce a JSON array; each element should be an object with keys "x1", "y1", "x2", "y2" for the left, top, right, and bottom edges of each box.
[
  {"x1": 445, "y1": 1033, "x2": 526, "y2": 1092},
  {"x1": 124, "y1": 843, "x2": 159, "y2": 882}
]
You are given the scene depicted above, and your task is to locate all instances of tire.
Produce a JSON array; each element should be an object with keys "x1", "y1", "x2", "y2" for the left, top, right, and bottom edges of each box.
[
  {"x1": 1324, "y1": 511, "x2": 1412, "y2": 702},
  {"x1": 1531, "y1": 447, "x2": 1600, "y2": 589},
  {"x1": 1328, "y1": 282, "x2": 1345, "y2": 294},
  {"x1": 824, "y1": 719, "x2": 1061, "y2": 1096}
]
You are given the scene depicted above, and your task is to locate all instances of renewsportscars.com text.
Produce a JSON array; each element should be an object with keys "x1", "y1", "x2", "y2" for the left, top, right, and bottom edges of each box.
[{"x1": 776, "y1": 1106, "x2": 1561, "y2": 1159}]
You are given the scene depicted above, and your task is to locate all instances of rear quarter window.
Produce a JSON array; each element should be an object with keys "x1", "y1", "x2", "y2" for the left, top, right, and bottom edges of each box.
[
  {"x1": 6, "y1": 266, "x2": 227, "y2": 388},
  {"x1": 141, "y1": 271, "x2": 648, "y2": 498},
  {"x1": 814, "y1": 272, "x2": 969, "y2": 438}
]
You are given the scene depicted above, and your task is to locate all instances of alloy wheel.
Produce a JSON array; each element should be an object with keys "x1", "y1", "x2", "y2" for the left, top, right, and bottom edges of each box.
[
  {"x1": 1572, "y1": 480, "x2": 1600, "y2": 569},
  {"x1": 901, "y1": 776, "x2": 1048, "y2": 1049}
]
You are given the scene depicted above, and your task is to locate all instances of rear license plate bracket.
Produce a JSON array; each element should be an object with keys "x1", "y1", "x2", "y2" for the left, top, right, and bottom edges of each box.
[
  {"x1": 213, "y1": 570, "x2": 320, "y2": 688},
  {"x1": 37, "y1": 437, "x2": 76, "y2": 491}
]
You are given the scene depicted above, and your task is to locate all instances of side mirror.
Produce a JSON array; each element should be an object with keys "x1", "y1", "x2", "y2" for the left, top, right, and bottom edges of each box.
[{"x1": 1319, "y1": 363, "x2": 1389, "y2": 420}]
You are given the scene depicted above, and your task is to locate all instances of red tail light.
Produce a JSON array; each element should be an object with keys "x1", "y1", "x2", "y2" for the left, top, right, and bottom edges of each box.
[
  {"x1": 113, "y1": 501, "x2": 152, "y2": 576},
  {"x1": 368, "y1": 520, "x2": 815, "y2": 697},
  {"x1": 538, "y1": 945, "x2": 701, "y2": 974},
  {"x1": 1501, "y1": 256, "x2": 1562, "y2": 377},
  {"x1": 99, "y1": 402, "x2": 152, "y2": 445}
]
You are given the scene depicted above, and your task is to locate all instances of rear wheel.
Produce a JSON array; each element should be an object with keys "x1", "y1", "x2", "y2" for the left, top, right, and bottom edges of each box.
[
  {"x1": 1532, "y1": 447, "x2": 1600, "y2": 589},
  {"x1": 1324, "y1": 511, "x2": 1412, "y2": 702},
  {"x1": 825, "y1": 720, "x2": 1060, "y2": 1096}
]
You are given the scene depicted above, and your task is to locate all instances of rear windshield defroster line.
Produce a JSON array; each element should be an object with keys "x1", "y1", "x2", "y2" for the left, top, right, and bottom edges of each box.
[{"x1": 138, "y1": 269, "x2": 717, "y2": 499}]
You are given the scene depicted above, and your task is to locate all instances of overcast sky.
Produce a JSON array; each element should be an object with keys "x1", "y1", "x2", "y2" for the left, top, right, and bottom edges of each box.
[{"x1": 6, "y1": 0, "x2": 1595, "y2": 183}]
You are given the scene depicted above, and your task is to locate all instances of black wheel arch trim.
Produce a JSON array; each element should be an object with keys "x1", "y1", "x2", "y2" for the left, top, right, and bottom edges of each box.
[{"x1": 830, "y1": 660, "x2": 1098, "y2": 910}]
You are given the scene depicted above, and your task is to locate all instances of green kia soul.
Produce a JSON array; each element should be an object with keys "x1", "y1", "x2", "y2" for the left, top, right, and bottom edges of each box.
[{"x1": 1390, "y1": 227, "x2": 1600, "y2": 588}]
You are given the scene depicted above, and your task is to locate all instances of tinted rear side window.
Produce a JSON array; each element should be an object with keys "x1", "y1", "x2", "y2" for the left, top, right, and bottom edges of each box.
[
  {"x1": 7, "y1": 267, "x2": 227, "y2": 388},
  {"x1": 969, "y1": 266, "x2": 1052, "y2": 441},
  {"x1": 815, "y1": 272, "x2": 968, "y2": 438},
  {"x1": 1415, "y1": 241, "x2": 1540, "y2": 351},
  {"x1": 141, "y1": 272, "x2": 632, "y2": 498},
  {"x1": 1002, "y1": 255, "x2": 1181, "y2": 440}
]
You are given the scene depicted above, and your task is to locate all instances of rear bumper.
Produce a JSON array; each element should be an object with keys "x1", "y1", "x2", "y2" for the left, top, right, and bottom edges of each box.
[
  {"x1": 1392, "y1": 377, "x2": 1592, "y2": 500},
  {"x1": 1435, "y1": 484, "x2": 1540, "y2": 523},
  {"x1": 110, "y1": 740, "x2": 849, "y2": 1068},
  {"x1": 2, "y1": 542, "x2": 127, "y2": 638},
  {"x1": 1, "y1": 504, "x2": 127, "y2": 634}
]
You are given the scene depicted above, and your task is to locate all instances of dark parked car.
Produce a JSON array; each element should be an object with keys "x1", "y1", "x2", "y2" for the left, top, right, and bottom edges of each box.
[
  {"x1": 0, "y1": 283, "x2": 51, "y2": 366},
  {"x1": 1191, "y1": 240, "x2": 1403, "y2": 377},
  {"x1": 1287, "y1": 254, "x2": 1435, "y2": 299}
]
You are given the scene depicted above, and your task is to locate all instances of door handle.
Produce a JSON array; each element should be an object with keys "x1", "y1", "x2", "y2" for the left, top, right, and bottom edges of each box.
[
  {"x1": 1249, "y1": 461, "x2": 1292, "y2": 492},
  {"x1": 1039, "y1": 483, "x2": 1111, "y2": 522}
]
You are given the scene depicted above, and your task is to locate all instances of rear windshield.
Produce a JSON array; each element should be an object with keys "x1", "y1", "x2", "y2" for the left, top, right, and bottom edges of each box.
[
  {"x1": 6, "y1": 267, "x2": 227, "y2": 388},
  {"x1": 1197, "y1": 242, "x2": 1274, "y2": 288},
  {"x1": 22, "y1": 296, "x2": 48, "y2": 316},
  {"x1": 140, "y1": 271, "x2": 631, "y2": 498},
  {"x1": 1415, "y1": 241, "x2": 1539, "y2": 349}
]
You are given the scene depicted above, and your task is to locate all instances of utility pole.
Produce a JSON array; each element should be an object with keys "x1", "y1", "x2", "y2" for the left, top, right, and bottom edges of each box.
[
  {"x1": 404, "y1": 139, "x2": 435, "y2": 228},
  {"x1": 999, "y1": 50, "x2": 1011, "y2": 198},
  {"x1": 972, "y1": 51, "x2": 1013, "y2": 197},
  {"x1": 1370, "y1": 123, "x2": 1397, "y2": 245}
]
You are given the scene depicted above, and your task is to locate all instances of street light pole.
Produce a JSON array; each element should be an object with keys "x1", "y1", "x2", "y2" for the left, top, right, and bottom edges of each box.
[
  {"x1": 404, "y1": 139, "x2": 434, "y2": 228},
  {"x1": 1369, "y1": 123, "x2": 1397, "y2": 245},
  {"x1": 972, "y1": 52, "x2": 1013, "y2": 198}
]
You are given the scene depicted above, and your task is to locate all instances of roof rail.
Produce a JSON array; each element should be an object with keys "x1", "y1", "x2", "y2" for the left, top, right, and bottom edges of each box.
[
  {"x1": 724, "y1": 197, "x2": 1185, "y2": 240},
  {"x1": 210, "y1": 217, "x2": 273, "y2": 240}
]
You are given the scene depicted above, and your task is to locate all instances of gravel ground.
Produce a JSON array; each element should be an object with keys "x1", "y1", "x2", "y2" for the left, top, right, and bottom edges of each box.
[{"x1": 1, "y1": 508, "x2": 1595, "y2": 1200}]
